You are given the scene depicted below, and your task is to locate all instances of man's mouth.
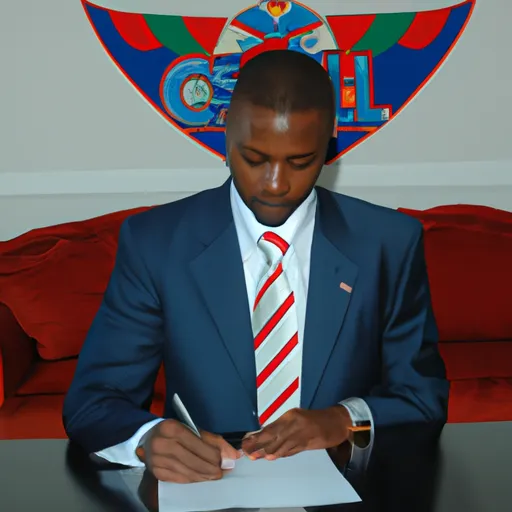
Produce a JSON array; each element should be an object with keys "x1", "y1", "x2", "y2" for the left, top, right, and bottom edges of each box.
[{"x1": 255, "y1": 199, "x2": 293, "y2": 208}]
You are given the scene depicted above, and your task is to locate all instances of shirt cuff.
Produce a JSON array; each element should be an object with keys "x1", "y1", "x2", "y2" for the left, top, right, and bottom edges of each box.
[
  {"x1": 339, "y1": 398, "x2": 374, "y2": 474},
  {"x1": 94, "y1": 418, "x2": 165, "y2": 467}
]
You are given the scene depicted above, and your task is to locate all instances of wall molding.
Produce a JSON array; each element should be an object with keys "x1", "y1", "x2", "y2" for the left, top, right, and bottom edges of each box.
[{"x1": 1, "y1": 160, "x2": 511, "y2": 197}]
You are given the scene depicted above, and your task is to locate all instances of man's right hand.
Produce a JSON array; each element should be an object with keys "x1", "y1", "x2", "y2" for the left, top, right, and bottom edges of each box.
[{"x1": 136, "y1": 419, "x2": 241, "y2": 483}]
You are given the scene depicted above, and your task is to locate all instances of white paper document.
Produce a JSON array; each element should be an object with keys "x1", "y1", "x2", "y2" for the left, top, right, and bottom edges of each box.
[{"x1": 158, "y1": 449, "x2": 361, "y2": 512}]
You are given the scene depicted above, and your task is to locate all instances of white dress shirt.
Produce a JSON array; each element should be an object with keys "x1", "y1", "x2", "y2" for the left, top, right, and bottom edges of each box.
[{"x1": 95, "y1": 182, "x2": 374, "y2": 471}]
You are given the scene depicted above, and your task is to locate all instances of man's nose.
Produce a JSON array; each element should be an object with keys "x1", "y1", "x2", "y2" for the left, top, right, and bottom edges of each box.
[{"x1": 264, "y1": 162, "x2": 289, "y2": 196}]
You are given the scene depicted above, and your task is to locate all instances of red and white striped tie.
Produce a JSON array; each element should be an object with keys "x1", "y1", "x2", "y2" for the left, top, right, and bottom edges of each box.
[{"x1": 252, "y1": 232, "x2": 300, "y2": 427}]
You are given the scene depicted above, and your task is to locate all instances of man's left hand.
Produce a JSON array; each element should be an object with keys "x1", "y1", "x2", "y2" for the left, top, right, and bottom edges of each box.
[{"x1": 241, "y1": 406, "x2": 352, "y2": 460}]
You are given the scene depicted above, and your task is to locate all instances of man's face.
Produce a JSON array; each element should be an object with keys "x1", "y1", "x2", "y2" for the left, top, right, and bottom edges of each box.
[{"x1": 226, "y1": 103, "x2": 331, "y2": 227}]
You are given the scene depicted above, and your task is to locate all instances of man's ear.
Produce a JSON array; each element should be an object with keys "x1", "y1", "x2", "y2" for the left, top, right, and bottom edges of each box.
[{"x1": 332, "y1": 119, "x2": 338, "y2": 138}]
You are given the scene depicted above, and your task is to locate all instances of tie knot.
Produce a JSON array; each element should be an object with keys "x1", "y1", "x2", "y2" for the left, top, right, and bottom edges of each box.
[{"x1": 257, "y1": 232, "x2": 289, "y2": 266}]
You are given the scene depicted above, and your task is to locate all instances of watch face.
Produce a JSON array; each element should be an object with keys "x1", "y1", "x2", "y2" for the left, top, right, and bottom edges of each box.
[{"x1": 353, "y1": 430, "x2": 371, "y2": 449}]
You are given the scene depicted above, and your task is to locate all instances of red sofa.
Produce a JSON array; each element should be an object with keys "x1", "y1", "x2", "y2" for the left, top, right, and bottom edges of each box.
[{"x1": 1, "y1": 203, "x2": 511, "y2": 440}]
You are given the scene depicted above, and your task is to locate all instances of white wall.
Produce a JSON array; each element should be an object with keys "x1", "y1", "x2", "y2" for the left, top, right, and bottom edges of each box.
[{"x1": 1, "y1": 0, "x2": 511, "y2": 241}]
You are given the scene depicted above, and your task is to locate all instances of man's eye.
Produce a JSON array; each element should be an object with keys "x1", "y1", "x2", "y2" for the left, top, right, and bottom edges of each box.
[
  {"x1": 243, "y1": 156, "x2": 263, "y2": 166},
  {"x1": 291, "y1": 160, "x2": 314, "y2": 169}
]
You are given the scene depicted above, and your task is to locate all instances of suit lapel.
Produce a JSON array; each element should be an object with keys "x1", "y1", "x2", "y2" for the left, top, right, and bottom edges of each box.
[
  {"x1": 189, "y1": 179, "x2": 257, "y2": 408},
  {"x1": 301, "y1": 187, "x2": 359, "y2": 408}
]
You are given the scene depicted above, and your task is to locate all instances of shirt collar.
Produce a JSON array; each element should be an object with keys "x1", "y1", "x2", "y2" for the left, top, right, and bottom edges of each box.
[{"x1": 230, "y1": 180, "x2": 317, "y2": 262}]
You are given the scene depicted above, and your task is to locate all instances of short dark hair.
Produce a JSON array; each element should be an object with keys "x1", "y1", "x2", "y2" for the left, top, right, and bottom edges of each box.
[{"x1": 229, "y1": 50, "x2": 335, "y2": 127}]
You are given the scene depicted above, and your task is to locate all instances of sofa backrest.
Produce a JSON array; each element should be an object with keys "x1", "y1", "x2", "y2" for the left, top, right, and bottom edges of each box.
[
  {"x1": 0, "y1": 206, "x2": 152, "y2": 361},
  {"x1": 1, "y1": 203, "x2": 511, "y2": 366},
  {"x1": 399, "y1": 204, "x2": 512, "y2": 342}
]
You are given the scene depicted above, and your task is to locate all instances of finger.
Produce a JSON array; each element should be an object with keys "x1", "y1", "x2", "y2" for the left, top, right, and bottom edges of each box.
[
  {"x1": 151, "y1": 454, "x2": 221, "y2": 483},
  {"x1": 209, "y1": 436, "x2": 241, "y2": 460},
  {"x1": 218, "y1": 441, "x2": 240, "y2": 469},
  {"x1": 151, "y1": 437, "x2": 222, "y2": 477},
  {"x1": 242, "y1": 436, "x2": 275, "y2": 455},
  {"x1": 157, "y1": 421, "x2": 221, "y2": 464},
  {"x1": 158, "y1": 419, "x2": 191, "y2": 439},
  {"x1": 247, "y1": 448, "x2": 266, "y2": 460},
  {"x1": 176, "y1": 432, "x2": 223, "y2": 467},
  {"x1": 252, "y1": 430, "x2": 290, "y2": 456},
  {"x1": 244, "y1": 420, "x2": 292, "y2": 455},
  {"x1": 242, "y1": 438, "x2": 269, "y2": 457},
  {"x1": 252, "y1": 423, "x2": 280, "y2": 443},
  {"x1": 152, "y1": 466, "x2": 194, "y2": 484},
  {"x1": 176, "y1": 440, "x2": 224, "y2": 476},
  {"x1": 135, "y1": 446, "x2": 146, "y2": 464},
  {"x1": 242, "y1": 426, "x2": 279, "y2": 453},
  {"x1": 243, "y1": 429, "x2": 262, "y2": 439},
  {"x1": 201, "y1": 432, "x2": 241, "y2": 469},
  {"x1": 266, "y1": 440, "x2": 302, "y2": 460},
  {"x1": 241, "y1": 437, "x2": 258, "y2": 455}
]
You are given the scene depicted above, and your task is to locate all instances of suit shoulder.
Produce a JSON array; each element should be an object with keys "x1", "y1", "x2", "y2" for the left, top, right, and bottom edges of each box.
[
  {"x1": 328, "y1": 189, "x2": 423, "y2": 241},
  {"x1": 120, "y1": 187, "x2": 213, "y2": 243}
]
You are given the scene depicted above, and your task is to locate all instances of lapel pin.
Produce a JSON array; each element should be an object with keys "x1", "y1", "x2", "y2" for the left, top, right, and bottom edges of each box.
[{"x1": 339, "y1": 282, "x2": 353, "y2": 294}]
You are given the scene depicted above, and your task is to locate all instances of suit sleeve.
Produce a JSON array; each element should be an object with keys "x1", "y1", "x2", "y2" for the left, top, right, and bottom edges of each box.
[
  {"x1": 63, "y1": 218, "x2": 165, "y2": 454},
  {"x1": 363, "y1": 225, "x2": 449, "y2": 428}
]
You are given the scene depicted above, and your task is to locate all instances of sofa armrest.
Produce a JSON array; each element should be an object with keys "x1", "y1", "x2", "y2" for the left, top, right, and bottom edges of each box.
[{"x1": 0, "y1": 302, "x2": 37, "y2": 407}]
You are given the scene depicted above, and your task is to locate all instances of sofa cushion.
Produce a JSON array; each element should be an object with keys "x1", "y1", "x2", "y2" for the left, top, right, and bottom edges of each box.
[
  {"x1": 0, "y1": 395, "x2": 68, "y2": 439},
  {"x1": 399, "y1": 205, "x2": 512, "y2": 342},
  {"x1": 439, "y1": 341, "x2": 512, "y2": 380},
  {"x1": 16, "y1": 359, "x2": 78, "y2": 396},
  {"x1": 0, "y1": 206, "x2": 151, "y2": 360}
]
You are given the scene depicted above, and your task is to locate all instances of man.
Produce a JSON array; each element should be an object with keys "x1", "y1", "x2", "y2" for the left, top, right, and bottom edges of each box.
[{"x1": 63, "y1": 50, "x2": 449, "y2": 484}]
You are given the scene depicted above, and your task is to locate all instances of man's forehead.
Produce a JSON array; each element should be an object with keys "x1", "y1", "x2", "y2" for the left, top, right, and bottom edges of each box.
[{"x1": 229, "y1": 102, "x2": 325, "y2": 129}]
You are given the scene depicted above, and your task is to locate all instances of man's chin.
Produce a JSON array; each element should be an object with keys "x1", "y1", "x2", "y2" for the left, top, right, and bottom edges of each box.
[{"x1": 252, "y1": 209, "x2": 290, "y2": 228}]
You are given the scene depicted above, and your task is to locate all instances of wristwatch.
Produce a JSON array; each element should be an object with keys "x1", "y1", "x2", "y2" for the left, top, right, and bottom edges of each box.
[
  {"x1": 351, "y1": 420, "x2": 372, "y2": 449},
  {"x1": 342, "y1": 401, "x2": 372, "y2": 449}
]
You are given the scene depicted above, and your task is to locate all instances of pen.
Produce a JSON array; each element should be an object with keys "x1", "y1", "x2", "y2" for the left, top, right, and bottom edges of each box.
[
  {"x1": 172, "y1": 394, "x2": 237, "y2": 470},
  {"x1": 134, "y1": 397, "x2": 200, "y2": 464},
  {"x1": 172, "y1": 393, "x2": 201, "y2": 438}
]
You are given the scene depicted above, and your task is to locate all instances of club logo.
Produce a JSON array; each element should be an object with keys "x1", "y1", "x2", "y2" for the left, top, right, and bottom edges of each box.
[{"x1": 82, "y1": 0, "x2": 475, "y2": 164}]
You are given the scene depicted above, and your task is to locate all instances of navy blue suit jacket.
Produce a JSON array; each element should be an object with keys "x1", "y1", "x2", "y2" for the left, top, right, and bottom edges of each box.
[{"x1": 63, "y1": 179, "x2": 449, "y2": 454}]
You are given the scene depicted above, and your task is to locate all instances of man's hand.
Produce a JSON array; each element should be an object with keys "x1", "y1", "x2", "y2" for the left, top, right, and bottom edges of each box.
[
  {"x1": 136, "y1": 420, "x2": 241, "y2": 483},
  {"x1": 241, "y1": 406, "x2": 352, "y2": 460}
]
